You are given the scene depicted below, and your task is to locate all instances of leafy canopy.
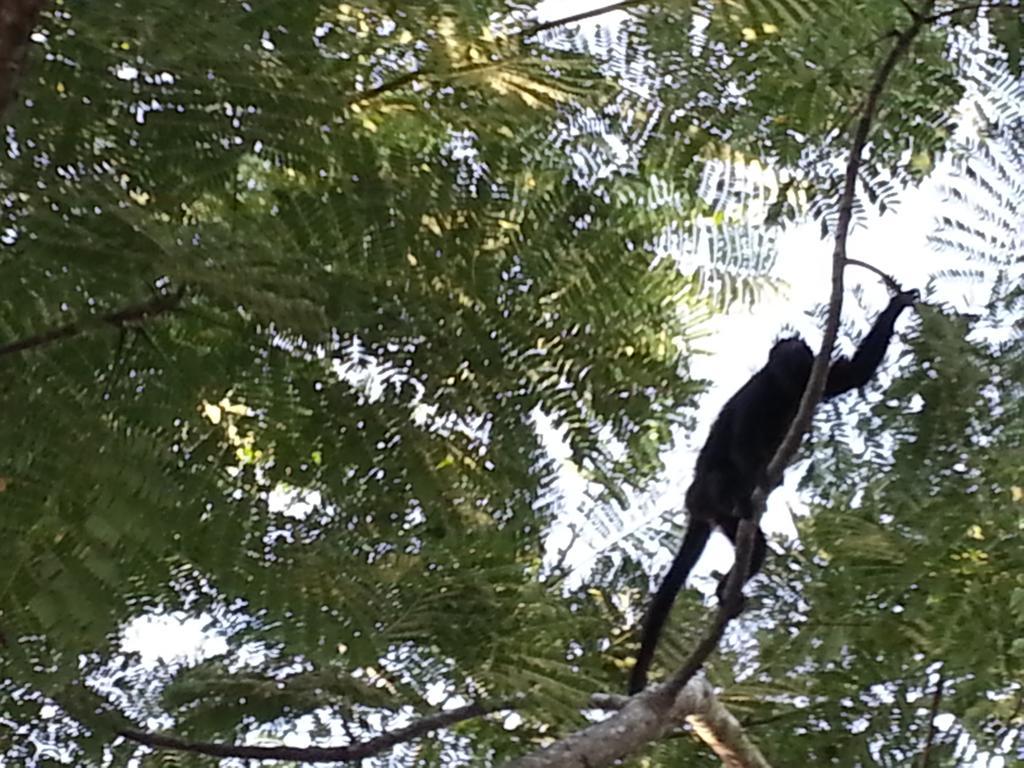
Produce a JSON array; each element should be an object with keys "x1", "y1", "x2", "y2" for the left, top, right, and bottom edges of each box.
[{"x1": 0, "y1": 0, "x2": 1020, "y2": 765}]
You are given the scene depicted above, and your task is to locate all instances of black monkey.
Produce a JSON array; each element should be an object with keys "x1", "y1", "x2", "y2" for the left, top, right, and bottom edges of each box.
[{"x1": 628, "y1": 289, "x2": 918, "y2": 694}]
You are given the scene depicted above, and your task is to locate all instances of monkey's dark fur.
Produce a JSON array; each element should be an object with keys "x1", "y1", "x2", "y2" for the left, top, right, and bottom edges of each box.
[{"x1": 628, "y1": 290, "x2": 918, "y2": 694}]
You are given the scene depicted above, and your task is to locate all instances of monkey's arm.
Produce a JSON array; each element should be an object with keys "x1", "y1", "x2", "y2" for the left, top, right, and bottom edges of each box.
[{"x1": 824, "y1": 289, "x2": 918, "y2": 398}]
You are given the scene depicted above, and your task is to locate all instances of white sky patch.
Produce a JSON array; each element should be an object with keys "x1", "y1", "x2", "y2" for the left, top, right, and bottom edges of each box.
[
  {"x1": 121, "y1": 613, "x2": 227, "y2": 665},
  {"x1": 534, "y1": 0, "x2": 632, "y2": 33}
]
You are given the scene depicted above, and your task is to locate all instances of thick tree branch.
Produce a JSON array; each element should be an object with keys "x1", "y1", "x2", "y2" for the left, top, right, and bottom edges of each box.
[
  {"x1": 592, "y1": 687, "x2": 772, "y2": 768},
  {"x1": 0, "y1": 0, "x2": 45, "y2": 123},
  {"x1": 120, "y1": 698, "x2": 514, "y2": 763},
  {"x1": 504, "y1": 678, "x2": 770, "y2": 768},
  {"x1": 0, "y1": 288, "x2": 184, "y2": 359},
  {"x1": 659, "y1": 8, "x2": 933, "y2": 705}
]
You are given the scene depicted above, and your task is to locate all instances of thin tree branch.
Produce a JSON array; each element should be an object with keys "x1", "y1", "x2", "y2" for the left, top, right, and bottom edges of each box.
[
  {"x1": 765, "y1": 15, "x2": 929, "y2": 485},
  {"x1": 0, "y1": 287, "x2": 185, "y2": 359},
  {"x1": 741, "y1": 707, "x2": 822, "y2": 729},
  {"x1": 524, "y1": 0, "x2": 1012, "y2": 39},
  {"x1": 923, "y1": 2, "x2": 1013, "y2": 23},
  {"x1": 350, "y1": 1, "x2": 643, "y2": 105},
  {"x1": 350, "y1": 59, "x2": 512, "y2": 104},
  {"x1": 918, "y1": 672, "x2": 945, "y2": 768},
  {"x1": 846, "y1": 258, "x2": 902, "y2": 292},
  {"x1": 659, "y1": 9, "x2": 933, "y2": 703},
  {"x1": 349, "y1": 70, "x2": 421, "y2": 104},
  {"x1": 898, "y1": 0, "x2": 1011, "y2": 24},
  {"x1": 521, "y1": 0, "x2": 644, "y2": 37},
  {"x1": 120, "y1": 698, "x2": 515, "y2": 763},
  {"x1": 345, "y1": 0, "x2": 1000, "y2": 109}
]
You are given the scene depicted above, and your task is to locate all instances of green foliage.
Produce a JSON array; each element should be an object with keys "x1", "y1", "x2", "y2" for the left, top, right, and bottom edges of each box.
[
  {"x1": 0, "y1": 0, "x2": 1017, "y2": 766},
  {"x1": 727, "y1": 301, "x2": 1024, "y2": 766},
  {"x1": 0, "y1": 1, "x2": 705, "y2": 763},
  {"x1": 931, "y1": 48, "x2": 1024, "y2": 273},
  {"x1": 635, "y1": 0, "x2": 962, "y2": 224}
]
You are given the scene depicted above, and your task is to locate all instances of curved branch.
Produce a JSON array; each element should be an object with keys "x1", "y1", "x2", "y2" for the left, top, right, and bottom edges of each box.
[
  {"x1": 660, "y1": 9, "x2": 933, "y2": 703},
  {"x1": 846, "y1": 258, "x2": 902, "y2": 292},
  {"x1": 766, "y1": 15, "x2": 928, "y2": 483},
  {"x1": 120, "y1": 698, "x2": 515, "y2": 763},
  {"x1": 0, "y1": 288, "x2": 185, "y2": 359}
]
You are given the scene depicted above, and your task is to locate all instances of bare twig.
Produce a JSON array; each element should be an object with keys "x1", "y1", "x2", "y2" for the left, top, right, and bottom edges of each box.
[
  {"x1": 846, "y1": 258, "x2": 902, "y2": 292},
  {"x1": 120, "y1": 698, "x2": 515, "y2": 763},
  {"x1": 660, "y1": 10, "x2": 933, "y2": 702},
  {"x1": 918, "y1": 672, "x2": 945, "y2": 768},
  {"x1": 521, "y1": 0, "x2": 644, "y2": 37},
  {"x1": 351, "y1": 2, "x2": 642, "y2": 105},
  {"x1": 923, "y1": 2, "x2": 1012, "y2": 23},
  {"x1": 0, "y1": 288, "x2": 185, "y2": 359}
]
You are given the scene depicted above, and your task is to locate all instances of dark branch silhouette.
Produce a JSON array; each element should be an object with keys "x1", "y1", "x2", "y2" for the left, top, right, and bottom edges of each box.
[
  {"x1": 351, "y1": 1, "x2": 642, "y2": 106},
  {"x1": 120, "y1": 698, "x2": 515, "y2": 763},
  {"x1": 918, "y1": 672, "x2": 945, "y2": 767},
  {"x1": 923, "y1": 2, "x2": 1012, "y2": 23},
  {"x1": 349, "y1": 0, "x2": 1004, "y2": 109},
  {"x1": 658, "y1": 5, "x2": 933, "y2": 703},
  {"x1": 846, "y1": 258, "x2": 902, "y2": 292},
  {"x1": 0, "y1": 288, "x2": 185, "y2": 359},
  {"x1": 521, "y1": 0, "x2": 644, "y2": 36}
]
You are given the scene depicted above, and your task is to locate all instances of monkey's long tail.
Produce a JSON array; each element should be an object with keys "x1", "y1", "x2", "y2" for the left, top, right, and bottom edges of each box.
[{"x1": 628, "y1": 519, "x2": 712, "y2": 695}]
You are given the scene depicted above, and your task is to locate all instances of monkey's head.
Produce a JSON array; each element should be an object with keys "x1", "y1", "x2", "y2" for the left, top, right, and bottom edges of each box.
[{"x1": 768, "y1": 336, "x2": 813, "y2": 383}]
